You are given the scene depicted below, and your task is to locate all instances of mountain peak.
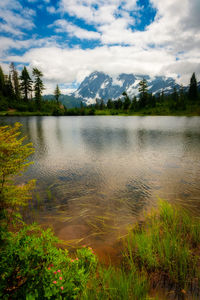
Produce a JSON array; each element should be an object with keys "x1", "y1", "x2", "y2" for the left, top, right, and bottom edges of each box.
[{"x1": 72, "y1": 72, "x2": 180, "y2": 104}]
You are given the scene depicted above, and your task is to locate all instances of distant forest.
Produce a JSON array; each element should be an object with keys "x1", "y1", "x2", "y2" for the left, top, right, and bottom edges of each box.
[{"x1": 0, "y1": 63, "x2": 199, "y2": 116}]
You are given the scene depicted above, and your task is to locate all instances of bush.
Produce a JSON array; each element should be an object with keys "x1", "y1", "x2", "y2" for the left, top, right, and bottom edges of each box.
[{"x1": 0, "y1": 224, "x2": 97, "y2": 299}]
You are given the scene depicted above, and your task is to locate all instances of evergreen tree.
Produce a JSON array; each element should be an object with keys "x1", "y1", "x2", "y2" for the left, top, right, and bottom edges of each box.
[
  {"x1": 179, "y1": 85, "x2": 186, "y2": 110},
  {"x1": 54, "y1": 84, "x2": 61, "y2": 104},
  {"x1": 10, "y1": 62, "x2": 20, "y2": 100},
  {"x1": 0, "y1": 67, "x2": 8, "y2": 111},
  {"x1": 130, "y1": 96, "x2": 138, "y2": 111},
  {"x1": 32, "y1": 68, "x2": 44, "y2": 110},
  {"x1": 122, "y1": 91, "x2": 131, "y2": 110},
  {"x1": 95, "y1": 99, "x2": 100, "y2": 109},
  {"x1": 138, "y1": 78, "x2": 148, "y2": 108},
  {"x1": 0, "y1": 66, "x2": 5, "y2": 93},
  {"x1": 114, "y1": 98, "x2": 123, "y2": 110},
  {"x1": 107, "y1": 99, "x2": 113, "y2": 109},
  {"x1": 148, "y1": 93, "x2": 156, "y2": 108},
  {"x1": 20, "y1": 67, "x2": 32, "y2": 102},
  {"x1": 188, "y1": 73, "x2": 198, "y2": 101},
  {"x1": 99, "y1": 99, "x2": 105, "y2": 110},
  {"x1": 4, "y1": 74, "x2": 14, "y2": 102}
]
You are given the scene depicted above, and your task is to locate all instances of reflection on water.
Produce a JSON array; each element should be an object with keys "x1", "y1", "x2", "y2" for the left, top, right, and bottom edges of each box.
[{"x1": 1, "y1": 116, "x2": 200, "y2": 250}]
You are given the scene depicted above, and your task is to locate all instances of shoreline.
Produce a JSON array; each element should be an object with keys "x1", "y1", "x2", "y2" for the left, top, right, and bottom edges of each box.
[{"x1": 0, "y1": 110, "x2": 200, "y2": 117}]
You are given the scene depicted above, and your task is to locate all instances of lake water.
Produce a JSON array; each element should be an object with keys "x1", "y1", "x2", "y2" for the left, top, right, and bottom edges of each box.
[{"x1": 1, "y1": 116, "x2": 200, "y2": 256}]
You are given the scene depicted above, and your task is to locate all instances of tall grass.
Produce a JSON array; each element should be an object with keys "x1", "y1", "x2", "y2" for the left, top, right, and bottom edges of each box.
[
  {"x1": 82, "y1": 265, "x2": 149, "y2": 300},
  {"x1": 124, "y1": 200, "x2": 200, "y2": 296},
  {"x1": 80, "y1": 200, "x2": 200, "y2": 299}
]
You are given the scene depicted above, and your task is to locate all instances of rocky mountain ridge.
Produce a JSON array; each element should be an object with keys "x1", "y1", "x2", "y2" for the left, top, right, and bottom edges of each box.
[{"x1": 72, "y1": 71, "x2": 181, "y2": 104}]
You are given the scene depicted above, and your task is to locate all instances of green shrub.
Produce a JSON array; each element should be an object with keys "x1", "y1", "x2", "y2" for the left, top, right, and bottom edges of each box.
[{"x1": 0, "y1": 224, "x2": 97, "y2": 299}]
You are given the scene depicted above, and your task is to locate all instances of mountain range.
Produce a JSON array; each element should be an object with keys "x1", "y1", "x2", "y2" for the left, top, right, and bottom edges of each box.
[
  {"x1": 44, "y1": 71, "x2": 200, "y2": 107},
  {"x1": 72, "y1": 71, "x2": 181, "y2": 105}
]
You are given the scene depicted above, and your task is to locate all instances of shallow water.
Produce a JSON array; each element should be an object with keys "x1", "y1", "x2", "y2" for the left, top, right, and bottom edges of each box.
[{"x1": 1, "y1": 116, "x2": 200, "y2": 253}]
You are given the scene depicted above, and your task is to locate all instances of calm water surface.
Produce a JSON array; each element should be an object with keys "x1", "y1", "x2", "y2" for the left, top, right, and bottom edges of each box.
[{"x1": 1, "y1": 116, "x2": 200, "y2": 253}]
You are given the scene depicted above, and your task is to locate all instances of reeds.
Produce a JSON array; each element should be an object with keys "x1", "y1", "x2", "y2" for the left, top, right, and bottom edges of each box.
[
  {"x1": 82, "y1": 200, "x2": 200, "y2": 299},
  {"x1": 124, "y1": 200, "x2": 200, "y2": 296}
]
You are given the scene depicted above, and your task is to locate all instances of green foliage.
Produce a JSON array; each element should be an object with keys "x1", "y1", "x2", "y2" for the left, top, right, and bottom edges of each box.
[
  {"x1": 0, "y1": 225, "x2": 97, "y2": 299},
  {"x1": 0, "y1": 123, "x2": 97, "y2": 299},
  {"x1": 122, "y1": 91, "x2": 131, "y2": 110},
  {"x1": 82, "y1": 265, "x2": 148, "y2": 300},
  {"x1": 20, "y1": 67, "x2": 32, "y2": 102},
  {"x1": 125, "y1": 201, "x2": 200, "y2": 292},
  {"x1": 0, "y1": 122, "x2": 35, "y2": 221},
  {"x1": 32, "y1": 68, "x2": 44, "y2": 110},
  {"x1": 54, "y1": 84, "x2": 61, "y2": 104},
  {"x1": 10, "y1": 62, "x2": 21, "y2": 101},
  {"x1": 1, "y1": 62, "x2": 199, "y2": 115},
  {"x1": 188, "y1": 72, "x2": 198, "y2": 101}
]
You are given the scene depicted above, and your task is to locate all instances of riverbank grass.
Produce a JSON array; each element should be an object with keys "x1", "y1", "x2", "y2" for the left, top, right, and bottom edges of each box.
[{"x1": 124, "y1": 201, "x2": 200, "y2": 295}]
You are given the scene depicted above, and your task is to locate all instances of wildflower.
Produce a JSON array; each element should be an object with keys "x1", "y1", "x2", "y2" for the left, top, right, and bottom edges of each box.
[
  {"x1": 75, "y1": 258, "x2": 79, "y2": 261},
  {"x1": 54, "y1": 271, "x2": 57, "y2": 274},
  {"x1": 71, "y1": 259, "x2": 74, "y2": 262},
  {"x1": 82, "y1": 245, "x2": 86, "y2": 247},
  {"x1": 57, "y1": 269, "x2": 61, "y2": 273},
  {"x1": 61, "y1": 286, "x2": 64, "y2": 290},
  {"x1": 59, "y1": 277, "x2": 62, "y2": 280},
  {"x1": 88, "y1": 247, "x2": 92, "y2": 250},
  {"x1": 48, "y1": 267, "x2": 51, "y2": 270},
  {"x1": 53, "y1": 281, "x2": 57, "y2": 284}
]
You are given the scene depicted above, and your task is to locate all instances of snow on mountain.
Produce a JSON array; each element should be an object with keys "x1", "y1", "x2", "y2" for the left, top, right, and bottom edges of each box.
[{"x1": 72, "y1": 71, "x2": 180, "y2": 105}]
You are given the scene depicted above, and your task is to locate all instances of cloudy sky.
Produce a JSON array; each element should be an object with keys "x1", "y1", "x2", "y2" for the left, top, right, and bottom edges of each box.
[{"x1": 0, "y1": 0, "x2": 200, "y2": 94}]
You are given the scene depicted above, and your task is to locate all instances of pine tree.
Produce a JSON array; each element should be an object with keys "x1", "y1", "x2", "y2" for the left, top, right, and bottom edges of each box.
[
  {"x1": 4, "y1": 74, "x2": 15, "y2": 102},
  {"x1": 54, "y1": 84, "x2": 61, "y2": 104},
  {"x1": 138, "y1": 78, "x2": 148, "y2": 108},
  {"x1": 100, "y1": 99, "x2": 105, "y2": 110},
  {"x1": 10, "y1": 62, "x2": 21, "y2": 101},
  {"x1": 130, "y1": 96, "x2": 137, "y2": 111},
  {"x1": 107, "y1": 99, "x2": 113, "y2": 109},
  {"x1": 32, "y1": 68, "x2": 44, "y2": 110},
  {"x1": 20, "y1": 66, "x2": 32, "y2": 102},
  {"x1": 122, "y1": 91, "x2": 131, "y2": 110},
  {"x1": 0, "y1": 66, "x2": 5, "y2": 93},
  {"x1": 188, "y1": 73, "x2": 198, "y2": 101}
]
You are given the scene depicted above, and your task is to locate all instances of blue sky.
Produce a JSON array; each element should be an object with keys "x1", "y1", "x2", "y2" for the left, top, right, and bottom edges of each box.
[{"x1": 0, "y1": 0, "x2": 200, "y2": 94}]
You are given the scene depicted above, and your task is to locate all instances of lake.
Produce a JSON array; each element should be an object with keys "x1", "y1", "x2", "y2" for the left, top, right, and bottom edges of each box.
[{"x1": 1, "y1": 116, "x2": 200, "y2": 257}]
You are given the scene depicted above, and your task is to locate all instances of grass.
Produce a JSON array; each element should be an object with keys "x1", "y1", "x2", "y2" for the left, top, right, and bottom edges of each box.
[
  {"x1": 2, "y1": 200, "x2": 200, "y2": 299},
  {"x1": 82, "y1": 265, "x2": 149, "y2": 300},
  {"x1": 0, "y1": 111, "x2": 52, "y2": 116},
  {"x1": 79, "y1": 201, "x2": 200, "y2": 299},
  {"x1": 1, "y1": 103, "x2": 200, "y2": 117},
  {"x1": 124, "y1": 201, "x2": 200, "y2": 297}
]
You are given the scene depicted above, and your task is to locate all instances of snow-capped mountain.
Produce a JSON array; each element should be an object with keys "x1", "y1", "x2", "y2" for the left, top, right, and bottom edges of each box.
[{"x1": 72, "y1": 71, "x2": 180, "y2": 104}]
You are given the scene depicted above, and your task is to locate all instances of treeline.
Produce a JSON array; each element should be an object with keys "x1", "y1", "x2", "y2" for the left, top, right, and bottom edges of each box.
[
  {"x1": 0, "y1": 63, "x2": 64, "y2": 115},
  {"x1": 89, "y1": 73, "x2": 199, "y2": 114},
  {"x1": 62, "y1": 73, "x2": 200, "y2": 116},
  {"x1": 0, "y1": 63, "x2": 199, "y2": 116}
]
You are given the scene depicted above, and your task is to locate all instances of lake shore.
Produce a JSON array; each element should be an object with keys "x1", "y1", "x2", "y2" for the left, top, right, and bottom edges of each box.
[{"x1": 0, "y1": 108, "x2": 200, "y2": 117}]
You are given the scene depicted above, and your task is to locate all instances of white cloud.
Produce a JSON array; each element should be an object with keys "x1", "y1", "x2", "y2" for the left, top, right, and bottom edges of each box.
[
  {"x1": 52, "y1": 19, "x2": 101, "y2": 40},
  {"x1": 0, "y1": 36, "x2": 59, "y2": 58},
  {"x1": 0, "y1": 0, "x2": 35, "y2": 36},
  {"x1": 61, "y1": 88, "x2": 76, "y2": 95},
  {"x1": 59, "y1": 0, "x2": 137, "y2": 26},
  {"x1": 0, "y1": 0, "x2": 200, "y2": 93},
  {"x1": 46, "y1": 6, "x2": 57, "y2": 14},
  {"x1": 4, "y1": 45, "x2": 180, "y2": 92}
]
